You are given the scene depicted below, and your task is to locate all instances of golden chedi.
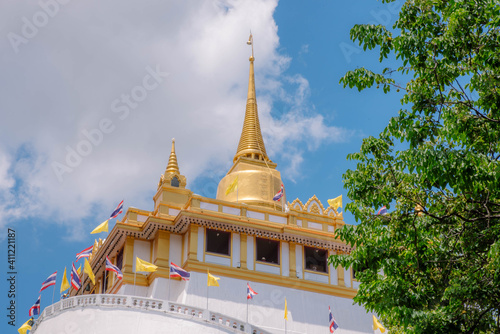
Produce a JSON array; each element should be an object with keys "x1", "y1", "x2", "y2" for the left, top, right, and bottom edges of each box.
[{"x1": 216, "y1": 34, "x2": 283, "y2": 209}]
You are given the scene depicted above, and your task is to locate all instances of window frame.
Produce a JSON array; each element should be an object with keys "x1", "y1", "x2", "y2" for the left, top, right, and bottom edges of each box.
[
  {"x1": 205, "y1": 228, "x2": 231, "y2": 256},
  {"x1": 255, "y1": 237, "x2": 280, "y2": 265},
  {"x1": 304, "y1": 246, "x2": 328, "y2": 274}
]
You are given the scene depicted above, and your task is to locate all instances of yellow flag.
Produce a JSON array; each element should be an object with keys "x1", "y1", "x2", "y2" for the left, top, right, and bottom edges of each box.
[
  {"x1": 84, "y1": 258, "x2": 95, "y2": 284},
  {"x1": 77, "y1": 265, "x2": 82, "y2": 276},
  {"x1": 136, "y1": 257, "x2": 157, "y2": 272},
  {"x1": 373, "y1": 315, "x2": 386, "y2": 333},
  {"x1": 225, "y1": 176, "x2": 238, "y2": 195},
  {"x1": 60, "y1": 267, "x2": 70, "y2": 293},
  {"x1": 91, "y1": 219, "x2": 108, "y2": 234},
  {"x1": 284, "y1": 298, "x2": 288, "y2": 320},
  {"x1": 18, "y1": 319, "x2": 32, "y2": 334},
  {"x1": 327, "y1": 195, "x2": 342, "y2": 210},
  {"x1": 207, "y1": 270, "x2": 220, "y2": 287}
]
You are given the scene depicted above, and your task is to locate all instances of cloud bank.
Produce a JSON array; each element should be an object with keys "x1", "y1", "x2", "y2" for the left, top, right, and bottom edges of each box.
[{"x1": 0, "y1": 0, "x2": 350, "y2": 233}]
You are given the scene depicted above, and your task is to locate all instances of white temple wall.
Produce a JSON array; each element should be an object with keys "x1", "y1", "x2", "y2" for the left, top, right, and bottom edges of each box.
[
  {"x1": 170, "y1": 234, "x2": 182, "y2": 265},
  {"x1": 197, "y1": 227, "x2": 205, "y2": 262},
  {"x1": 151, "y1": 272, "x2": 373, "y2": 334},
  {"x1": 182, "y1": 233, "x2": 188, "y2": 265},
  {"x1": 329, "y1": 250, "x2": 338, "y2": 285},
  {"x1": 295, "y1": 244, "x2": 303, "y2": 279},
  {"x1": 281, "y1": 242, "x2": 289, "y2": 276},
  {"x1": 34, "y1": 307, "x2": 240, "y2": 334},
  {"x1": 232, "y1": 233, "x2": 240, "y2": 268},
  {"x1": 247, "y1": 235, "x2": 254, "y2": 270},
  {"x1": 133, "y1": 240, "x2": 151, "y2": 271}
]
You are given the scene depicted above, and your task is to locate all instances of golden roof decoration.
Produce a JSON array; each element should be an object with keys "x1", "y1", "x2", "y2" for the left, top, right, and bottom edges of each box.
[
  {"x1": 289, "y1": 196, "x2": 344, "y2": 219},
  {"x1": 304, "y1": 195, "x2": 326, "y2": 215},
  {"x1": 324, "y1": 206, "x2": 341, "y2": 218},
  {"x1": 289, "y1": 198, "x2": 304, "y2": 211},
  {"x1": 89, "y1": 238, "x2": 103, "y2": 262}
]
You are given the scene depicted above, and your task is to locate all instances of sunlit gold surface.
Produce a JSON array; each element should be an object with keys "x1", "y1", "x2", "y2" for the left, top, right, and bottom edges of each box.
[
  {"x1": 166, "y1": 138, "x2": 180, "y2": 174},
  {"x1": 217, "y1": 156, "x2": 282, "y2": 209},
  {"x1": 217, "y1": 42, "x2": 281, "y2": 208},
  {"x1": 233, "y1": 56, "x2": 268, "y2": 163},
  {"x1": 158, "y1": 138, "x2": 187, "y2": 189}
]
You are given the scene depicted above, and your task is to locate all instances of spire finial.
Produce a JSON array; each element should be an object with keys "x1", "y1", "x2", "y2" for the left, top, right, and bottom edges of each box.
[
  {"x1": 165, "y1": 138, "x2": 180, "y2": 174},
  {"x1": 247, "y1": 31, "x2": 254, "y2": 60},
  {"x1": 233, "y1": 34, "x2": 269, "y2": 163}
]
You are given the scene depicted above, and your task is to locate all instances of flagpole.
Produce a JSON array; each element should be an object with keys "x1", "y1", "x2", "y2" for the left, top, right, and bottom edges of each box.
[
  {"x1": 51, "y1": 284, "x2": 55, "y2": 305},
  {"x1": 103, "y1": 269, "x2": 107, "y2": 294},
  {"x1": 168, "y1": 265, "x2": 171, "y2": 302},
  {"x1": 282, "y1": 189, "x2": 285, "y2": 212},
  {"x1": 206, "y1": 283, "x2": 209, "y2": 310},
  {"x1": 133, "y1": 272, "x2": 137, "y2": 296},
  {"x1": 246, "y1": 297, "x2": 249, "y2": 324}
]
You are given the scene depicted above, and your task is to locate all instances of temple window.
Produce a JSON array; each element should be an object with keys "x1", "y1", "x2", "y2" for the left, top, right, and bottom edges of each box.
[
  {"x1": 304, "y1": 246, "x2": 328, "y2": 273},
  {"x1": 206, "y1": 229, "x2": 231, "y2": 256},
  {"x1": 256, "y1": 238, "x2": 280, "y2": 264},
  {"x1": 171, "y1": 176, "x2": 180, "y2": 187},
  {"x1": 116, "y1": 248, "x2": 124, "y2": 271},
  {"x1": 352, "y1": 263, "x2": 367, "y2": 280}
]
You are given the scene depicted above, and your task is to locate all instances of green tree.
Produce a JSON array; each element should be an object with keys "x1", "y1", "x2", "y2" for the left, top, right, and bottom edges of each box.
[{"x1": 330, "y1": 0, "x2": 500, "y2": 333}]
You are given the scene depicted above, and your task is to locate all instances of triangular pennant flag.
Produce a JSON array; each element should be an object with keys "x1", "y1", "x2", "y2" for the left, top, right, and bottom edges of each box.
[
  {"x1": 207, "y1": 270, "x2": 220, "y2": 287},
  {"x1": 60, "y1": 267, "x2": 70, "y2": 293},
  {"x1": 91, "y1": 220, "x2": 108, "y2": 234},
  {"x1": 18, "y1": 318, "x2": 33, "y2": 334},
  {"x1": 373, "y1": 315, "x2": 386, "y2": 333},
  {"x1": 225, "y1": 176, "x2": 238, "y2": 195},
  {"x1": 136, "y1": 257, "x2": 157, "y2": 272},
  {"x1": 247, "y1": 283, "x2": 257, "y2": 299},
  {"x1": 284, "y1": 298, "x2": 288, "y2": 320},
  {"x1": 84, "y1": 258, "x2": 95, "y2": 284},
  {"x1": 106, "y1": 256, "x2": 123, "y2": 280},
  {"x1": 327, "y1": 195, "x2": 342, "y2": 210}
]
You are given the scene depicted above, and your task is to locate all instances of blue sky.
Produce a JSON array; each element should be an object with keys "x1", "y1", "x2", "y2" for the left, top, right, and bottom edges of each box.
[{"x1": 0, "y1": 0, "x2": 405, "y2": 331}]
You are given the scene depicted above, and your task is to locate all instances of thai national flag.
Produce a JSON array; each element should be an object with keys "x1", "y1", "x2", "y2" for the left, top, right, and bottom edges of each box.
[
  {"x1": 169, "y1": 262, "x2": 190, "y2": 281},
  {"x1": 105, "y1": 256, "x2": 123, "y2": 279},
  {"x1": 40, "y1": 272, "x2": 57, "y2": 292},
  {"x1": 377, "y1": 206, "x2": 388, "y2": 215},
  {"x1": 75, "y1": 245, "x2": 93, "y2": 262},
  {"x1": 273, "y1": 184, "x2": 284, "y2": 201},
  {"x1": 109, "y1": 200, "x2": 124, "y2": 219},
  {"x1": 71, "y1": 263, "x2": 81, "y2": 290},
  {"x1": 329, "y1": 306, "x2": 339, "y2": 333},
  {"x1": 247, "y1": 283, "x2": 258, "y2": 300},
  {"x1": 29, "y1": 295, "x2": 41, "y2": 317}
]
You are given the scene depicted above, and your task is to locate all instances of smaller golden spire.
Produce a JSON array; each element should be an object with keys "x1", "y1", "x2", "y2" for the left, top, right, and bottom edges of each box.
[{"x1": 165, "y1": 138, "x2": 180, "y2": 174}]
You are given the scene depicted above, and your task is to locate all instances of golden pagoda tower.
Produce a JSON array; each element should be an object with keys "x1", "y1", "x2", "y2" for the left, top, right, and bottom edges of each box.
[
  {"x1": 216, "y1": 34, "x2": 283, "y2": 209},
  {"x1": 32, "y1": 35, "x2": 375, "y2": 334},
  {"x1": 158, "y1": 138, "x2": 187, "y2": 189}
]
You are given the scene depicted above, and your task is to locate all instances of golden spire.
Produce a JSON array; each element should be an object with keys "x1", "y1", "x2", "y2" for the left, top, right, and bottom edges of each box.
[
  {"x1": 165, "y1": 138, "x2": 180, "y2": 174},
  {"x1": 233, "y1": 33, "x2": 269, "y2": 163},
  {"x1": 216, "y1": 34, "x2": 282, "y2": 209}
]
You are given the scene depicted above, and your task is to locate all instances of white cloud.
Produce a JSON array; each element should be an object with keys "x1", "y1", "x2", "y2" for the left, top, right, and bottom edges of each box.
[{"x1": 0, "y1": 0, "x2": 353, "y2": 233}]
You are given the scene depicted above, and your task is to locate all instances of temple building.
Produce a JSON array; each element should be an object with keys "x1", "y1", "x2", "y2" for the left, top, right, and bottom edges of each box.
[{"x1": 31, "y1": 39, "x2": 376, "y2": 334}]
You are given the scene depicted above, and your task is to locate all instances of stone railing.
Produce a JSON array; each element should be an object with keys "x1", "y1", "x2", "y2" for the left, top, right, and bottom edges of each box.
[{"x1": 31, "y1": 294, "x2": 271, "y2": 334}]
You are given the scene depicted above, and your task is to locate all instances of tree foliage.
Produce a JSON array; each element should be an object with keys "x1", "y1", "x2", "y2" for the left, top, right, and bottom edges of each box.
[{"x1": 330, "y1": 0, "x2": 500, "y2": 333}]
